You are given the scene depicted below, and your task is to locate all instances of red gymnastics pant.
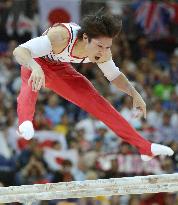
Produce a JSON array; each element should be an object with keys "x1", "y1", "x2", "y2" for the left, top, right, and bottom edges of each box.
[{"x1": 17, "y1": 58, "x2": 152, "y2": 155}]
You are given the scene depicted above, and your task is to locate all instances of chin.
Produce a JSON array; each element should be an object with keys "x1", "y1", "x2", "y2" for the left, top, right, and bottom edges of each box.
[{"x1": 88, "y1": 57, "x2": 96, "y2": 63}]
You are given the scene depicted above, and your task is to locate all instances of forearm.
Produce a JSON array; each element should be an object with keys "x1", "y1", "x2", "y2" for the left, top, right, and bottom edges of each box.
[
  {"x1": 13, "y1": 47, "x2": 40, "y2": 70},
  {"x1": 111, "y1": 72, "x2": 138, "y2": 97},
  {"x1": 13, "y1": 34, "x2": 53, "y2": 69},
  {"x1": 112, "y1": 72, "x2": 147, "y2": 118}
]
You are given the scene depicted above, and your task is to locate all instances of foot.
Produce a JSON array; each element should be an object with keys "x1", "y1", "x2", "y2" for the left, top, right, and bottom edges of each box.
[
  {"x1": 141, "y1": 143, "x2": 174, "y2": 161},
  {"x1": 18, "y1": 121, "x2": 34, "y2": 140}
]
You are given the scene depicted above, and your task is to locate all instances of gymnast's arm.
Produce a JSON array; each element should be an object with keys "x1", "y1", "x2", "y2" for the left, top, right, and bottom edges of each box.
[
  {"x1": 13, "y1": 26, "x2": 69, "y2": 91},
  {"x1": 13, "y1": 25, "x2": 68, "y2": 69},
  {"x1": 97, "y1": 59, "x2": 146, "y2": 118}
]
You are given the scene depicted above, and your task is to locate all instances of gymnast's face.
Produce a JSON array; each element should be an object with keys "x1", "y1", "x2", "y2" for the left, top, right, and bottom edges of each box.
[{"x1": 83, "y1": 34, "x2": 112, "y2": 63}]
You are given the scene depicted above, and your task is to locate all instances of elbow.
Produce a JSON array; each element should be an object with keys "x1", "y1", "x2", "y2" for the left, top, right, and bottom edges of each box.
[
  {"x1": 13, "y1": 47, "x2": 27, "y2": 66},
  {"x1": 13, "y1": 47, "x2": 20, "y2": 58},
  {"x1": 13, "y1": 46, "x2": 31, "y2": 60},
  {"x1": 13, "y1": 47, "x2": 23, "y2": 66}
]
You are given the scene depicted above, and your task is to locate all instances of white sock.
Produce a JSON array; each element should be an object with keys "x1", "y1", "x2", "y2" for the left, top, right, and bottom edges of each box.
[
  {"x1": 141, "y1": 143, "x2": 174, "y2": 161},
  {"x1": 18, "y1": 121, "x2": 34, "y2": 140}
]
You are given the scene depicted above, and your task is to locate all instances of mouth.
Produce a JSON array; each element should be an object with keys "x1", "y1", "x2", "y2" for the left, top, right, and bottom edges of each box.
[{"x1": 95, "y1": 56, "x2": 100, "y2": 61}]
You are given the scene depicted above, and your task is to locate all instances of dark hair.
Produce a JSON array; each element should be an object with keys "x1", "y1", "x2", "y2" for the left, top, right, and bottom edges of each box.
[{"x1": 77, "y1": 10, "x2": 122, "y2": 41}]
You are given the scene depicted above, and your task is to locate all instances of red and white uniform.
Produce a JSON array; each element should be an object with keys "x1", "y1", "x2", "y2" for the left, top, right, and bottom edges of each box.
[
  {"x1": 17, "y1": 23, "x2": 152, "y2": 156},
  {"x1": 42, "y1": 23, "x2": 90, "y2": 64}
]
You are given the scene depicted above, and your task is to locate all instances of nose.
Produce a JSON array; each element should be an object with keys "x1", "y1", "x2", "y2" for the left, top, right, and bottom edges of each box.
[
  {"x1": 100, "y1": 46, "x2": 108, "y2": 52},
  {"x1": 97, "y1": 52, "x2": 102, "y2": 57}
]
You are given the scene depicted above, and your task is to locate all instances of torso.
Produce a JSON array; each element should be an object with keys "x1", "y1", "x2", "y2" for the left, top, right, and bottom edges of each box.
[{"x1": 41, "y1": 23, "x2": 91, "y2": 64}]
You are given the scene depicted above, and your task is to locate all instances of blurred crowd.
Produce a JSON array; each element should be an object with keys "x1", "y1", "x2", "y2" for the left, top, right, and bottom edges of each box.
[{"x1": 0, "y1": 0, "x2": 178, "y2": 205}]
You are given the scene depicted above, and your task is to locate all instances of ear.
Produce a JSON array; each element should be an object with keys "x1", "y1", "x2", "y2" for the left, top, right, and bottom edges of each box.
[{"x1": 83, "y1": 33, "x2": 88, "y2": 43}]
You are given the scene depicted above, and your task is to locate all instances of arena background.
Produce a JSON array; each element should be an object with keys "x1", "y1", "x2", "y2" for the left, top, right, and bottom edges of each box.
[{"x1": 0, "y1": 0, "x2": 178, "y2": 204}]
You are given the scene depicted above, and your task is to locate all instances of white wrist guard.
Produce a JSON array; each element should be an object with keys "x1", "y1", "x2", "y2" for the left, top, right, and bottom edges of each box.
[
  {"x1": 19, "y1": 35, "x2": 52, "y2": 58},
  {"x1": 97, "y1": 59, "x2": 121, "y2": 81}
]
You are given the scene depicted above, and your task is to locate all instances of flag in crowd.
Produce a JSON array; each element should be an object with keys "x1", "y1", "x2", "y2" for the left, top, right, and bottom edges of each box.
[
  {"x1": 133, "y1": 0, "x2": 178, "y2": 38},
  {"x1": 38, "y1": 0, "x2": 81, "y2": 32}
]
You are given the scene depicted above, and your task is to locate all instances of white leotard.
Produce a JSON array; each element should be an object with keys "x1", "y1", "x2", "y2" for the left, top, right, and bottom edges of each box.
[{"x1": 41, "y1": 23, "x2": 90, "y2": 64}]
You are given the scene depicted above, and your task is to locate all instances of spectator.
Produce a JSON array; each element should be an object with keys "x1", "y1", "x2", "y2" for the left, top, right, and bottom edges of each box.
[
  {"x1": 153, "y1": 72, "x2": 174, "y2": 101},
  {"x1": 44, "y1": 94, "x2": 65, "y2": 125}
]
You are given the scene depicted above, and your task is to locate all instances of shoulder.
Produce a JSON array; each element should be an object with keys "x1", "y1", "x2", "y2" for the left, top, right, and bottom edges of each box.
[
  {"x1": 47, "y1": 24, "x2": 70, "y2": 44},
  {"x1": 45, "y1": 24, "x2": 71, "y2": 53}
]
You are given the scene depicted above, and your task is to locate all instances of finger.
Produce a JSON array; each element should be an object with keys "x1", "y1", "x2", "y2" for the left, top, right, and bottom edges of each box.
[
  {"x1": 132, "y1": 107, "x2": 140, "y2": 118},
  {"x1": 28, "y1": 75, "x2": 35, "y2": 91},
  {"x1": 37, "y1": 80, "x2": 42, "y2": 91},
  {"x1": 139, "y1": 106, "x2": 145, "y2": 119},
  {"x1": 32, "y1": 76, "x2": 38, "y2": 91},
  {"x1": 138, "y1": 109, "x2": 143, "y2": 118},
  {"x1": 37, "y1": 77, "x2": 44, "y2": 90},
  {"x1": 143, "y1": 106, "x2": 147, "y2": 119},
  {"x1": 34, "y1": 80, "x2": 38, "y2": 91},
  {"x1": 34, "y1": 77, "x2": 41, "y2": 91},
  {"x1": 28, "y1": 75, "x2": 33, "y2": 87},
  {"x1": 37, "y1": 78, "x2": 43, "y2": 90},
  {"x1": 138, "y1": 107, "x2": 144, "y2": 119},
  {"x1": 32, "y1": 80, "x2": 36, "y2": 92},
  {"x1": 133, "y1": 98, "x2": 139, "y2": 108}
]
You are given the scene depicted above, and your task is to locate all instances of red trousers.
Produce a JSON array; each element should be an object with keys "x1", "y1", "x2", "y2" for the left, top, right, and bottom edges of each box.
[{"x1": 17, "y1": 58, "x2": 152, "y2": 155}]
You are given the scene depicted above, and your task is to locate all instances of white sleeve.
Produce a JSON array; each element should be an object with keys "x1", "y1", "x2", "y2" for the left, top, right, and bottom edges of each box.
[
  {"x1": 19, "y1": 35, "x2": 52, "y2": 58},
  {"x1": 97, "y1": 59, "x2": 121, "y2": 81}
]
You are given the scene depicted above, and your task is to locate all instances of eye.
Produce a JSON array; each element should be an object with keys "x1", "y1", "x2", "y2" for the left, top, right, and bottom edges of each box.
[{"x1": 98, "y1": 45, "x2": 102, "y2": 48}]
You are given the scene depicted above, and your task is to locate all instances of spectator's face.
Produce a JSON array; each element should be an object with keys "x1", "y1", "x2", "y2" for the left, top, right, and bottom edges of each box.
[
  {"x1": 129, "y1": 197, "x2": 140, "y2": 205},
  {"x1": 8, "y1": 40, "x2": 18, "y2": 53},
  {"x1": 53, "y1": 142, "x2": 61, "y2": 150},
  {"x1": 34, "y1": 146, "x2": 43, "y2": 157},
  {"x1": 161, "y1": 74, "x2": 171, "y2": 85},
  {"x1": 138, "y1": 37, "x2": 147, "y2": 48},
  {"x1": 170, "y1": 92, "x2": 178, "y2": 101},
  {"x1": 170, "y1": 56, "x2": 178, "y2": 67},
  {"x1": 60, "y1": 114, "x2": 69, "y2": 125},
  {"x1": 120, "y1": 143, "x2": 130, "y2": 154},
  {"x1": 29, "y1": 139, "x2": 38, "y2": 150},
  {"x1": 163, "y1": 114, "x2": 170, "y2": 125},
  {"x1": 78, "y1": 160, "x2": 86, "y2": 171},
  {"x1": 96, "y1": 127, "x2": 107, "y2": 136},
  {"x1": 95, "y1": 139, "x2": 104, "y2": 150},
  {"x1": 84, "y1": 35, "x2": 112, "y2": 63},
  {"x1": 139, "y1": 59, "x2": 151, "y2": 73},
  {"x1": 111, "y1": 159, "x2": 118, "y2": 170},
  {"x1": 155, "y1": 101, "x2": 162, "y2": 112},
  {"x1": 76, "y1": 129, "x2": 85, "y2": 138},
  {"x1": 161, "y1": 158, "x2": 173, "y2": 172},
  {"x1": 3, "y1": 56, "x2": 13, "y2": 69},
  {"x1": 63, "y1": 165, "x2": 72, "y2": 172},
  {"x1": 48, "y1": 95, "x2": 58, "y2": 107},
  {"x1": 62, "y1": 160, "x2": 72, "y2": 172}
]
